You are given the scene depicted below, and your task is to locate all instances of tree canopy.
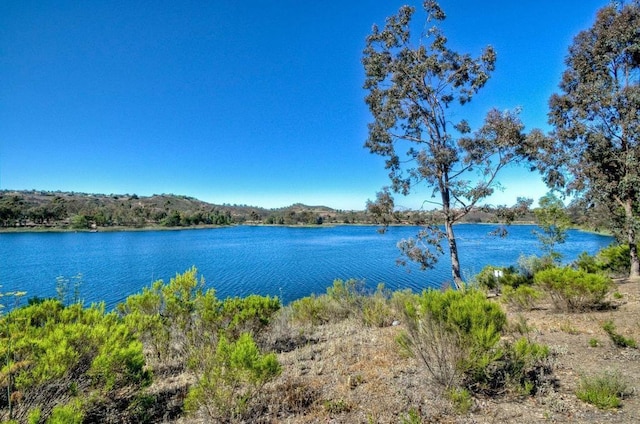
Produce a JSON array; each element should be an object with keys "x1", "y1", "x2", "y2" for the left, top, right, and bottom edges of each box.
[
  {"x1": 362, "y1": 1, "x2": 530, "y2": 288},
  {"x1": 538, "y1": 1, "x2": 640, "y2": 278}
]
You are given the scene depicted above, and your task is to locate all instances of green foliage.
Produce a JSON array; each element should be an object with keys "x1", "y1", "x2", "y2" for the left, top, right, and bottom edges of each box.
[
  {"x1": 290, "y1": 294, "x2": 331, "y2": 326},
  {"x1": 398, "y1": 289, "x2": 506, "y2": 389},
  {"x1": 47, "y1": 400, "x2": 84, "y2": 424},
  {"x1": 589, "y1": 338, "x2": 600, "y2": 348},
  {"x1": 327, "y1": 279, "x2": 362, "y2": 308},
  {"x1": 576, "y1": 371, "x2": 631, "y2": 409},
  {"x1": 534, "y1": 267, "x2": 613, "y2": 311},
  {"x1": 323, "y1": 398, "x2": 352, "y2": 414},
  {"x1": 446, "y1": 387, "x2": 473, "y2": 414},
  {"x1": 475, "y1": 265, "x2": 529, "y2": 291},
  {"x1": 218, "y1": 294, "x2": 281, "y2": 339},
  {"x1": 501, "y1": 285, "x2": 542, "y2": 311},
  {"x1": 27, "y1": 407, "x2": 42, "y2": 424},
  {"x1": 118, "y1": 268, "x2": 282, "y2": 419},
  {"x1": 398, "y1": 288, "x2": 551, "y2": 397},
  {"x1": 0, "y1": 299, "x2": 149, "y2": 421},
  {"x1": 541, "y1": 1, "x2": 640, "y2": 278},
  {"x1": 361, "y1": 284, "x2": 394, "y2": 328},
  {"x1": 55, "y1": 273, "x2": 83, "y2": 306},
  {"x1": 363, "y1": 1, "x2": 529, "y2": 288},
  {"x1": 575, "y1": 244, "x2": 635, "y2": 277},
  {"x1": 185, "y1": 333, "x2": 281, "y2": 421},
  {"x1": 532, "y1": 192, "x2": 570, "y2": 260},
  {"x1": 494, "y1": 338, "x2": 550, "y2": 395},
  {"x1": 400, "y1": 408, "x2": 422, "y2": 424},
  {"x1": 602, "y1": 321, "x2": 637, "y2": 348}
]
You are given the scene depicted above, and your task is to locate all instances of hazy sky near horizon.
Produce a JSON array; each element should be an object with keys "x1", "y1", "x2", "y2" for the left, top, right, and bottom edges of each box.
[{"x1": 1, "y1": 1, "x2": 607, "y2": 210}]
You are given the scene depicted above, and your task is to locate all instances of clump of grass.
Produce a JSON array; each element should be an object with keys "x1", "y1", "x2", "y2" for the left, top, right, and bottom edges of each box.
[
  {"x1": 589, "y1": 338, "x2": 600, "y2": 348},
  {"x1": 602, "y1": 320, "x2": 637, "y2": 348},
  {"x1": 323, "y1": 398, "x2": 352, "y2": 414},
  {"x1": 576, "y1": 370, "x2": 632, "y2": 409},
  {"x1": 446, "y1": 387, "x2": 473, "y2": 414}
]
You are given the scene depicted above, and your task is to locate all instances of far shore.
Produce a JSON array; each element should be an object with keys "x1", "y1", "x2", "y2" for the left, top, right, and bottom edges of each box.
[{"x1": 0, "y1": 221, "x2": 612, "y2": 236}]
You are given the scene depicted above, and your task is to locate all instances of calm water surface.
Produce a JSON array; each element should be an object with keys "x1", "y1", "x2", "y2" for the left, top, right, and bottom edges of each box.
[{"x1": 0, "y1": 225, "x2": 613, "y2": 308}]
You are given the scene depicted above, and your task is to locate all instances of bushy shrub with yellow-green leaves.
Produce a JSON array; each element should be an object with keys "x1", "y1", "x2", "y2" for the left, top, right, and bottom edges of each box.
[
  {"x1": 0, "y1": 299, "x2": 150, "y2": 423},
  {"x1": 117, "y1": 267, "x2": 282, "y2": 421},
  {"x1": 397, "y1": 288, "x2": 551, "y2": 396}
]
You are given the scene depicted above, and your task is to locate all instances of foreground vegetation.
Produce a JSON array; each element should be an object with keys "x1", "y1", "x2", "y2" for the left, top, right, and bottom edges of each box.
[{"x1": 2, "y1": 243, "x2": 639, "y2": 423}]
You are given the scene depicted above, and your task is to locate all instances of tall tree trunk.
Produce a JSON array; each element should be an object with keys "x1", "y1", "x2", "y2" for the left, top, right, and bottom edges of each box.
[
  {"x1": 444, "y1": 218, "x2": 464, "y2": 289},
  {"x1": 625, "y1": 200, "x2": 640, "y2": 279}
]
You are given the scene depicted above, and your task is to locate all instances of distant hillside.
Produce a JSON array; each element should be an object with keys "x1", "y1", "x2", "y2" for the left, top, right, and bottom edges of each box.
[
  {"x1": 0, "y1": 190, "x2": 538, "y2": 231},
  {"x1": 0, "y1": 190, "x2": 376, "y2": 230}
]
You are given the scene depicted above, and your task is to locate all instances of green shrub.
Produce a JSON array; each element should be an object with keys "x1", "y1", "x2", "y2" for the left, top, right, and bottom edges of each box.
[
  {"x1": 495, "y1": 337, "x2": 550, "y2": 395},
  {"x1": 501, "y1": 285, "x2": 542, "y2": 311},
  {"x1": 576, "y1": 371, "x2": 631, "y2": 409},
  {"x1": 446, "y1": 387, "x2": 473, "y2": 414},
  {"x1": 361, "y1": 284, "x2": 394, "y2": 327},
  {"x1": 47, "y1": 400, "x2": 84, "y2": 424},
  {"x1": 597, "y1": 244, "x2": 633, "y2": 276},
  {"x1": 398, "y1": 288, "x2": 506, "y2": 389},
  {"x1": 475, "y1": 265, "x2": 528, "y2": 291},
  {"x1": 517, "y1": 254, "x2": 555, "y2": 279},
  {"x1": 602, "y1": 320, "x2": 637, "y2": 348},
  {"x1": 185, "y1": 333, "x2": 281, "y2": 421},
  {"x1": 534, "y1": 267, "x2": 613, "y2": 311},
  {"x1": 218, "y1": 294, "x2": 281, "y2": 338},
  {"x1": 290, "y1": 294, "x2": 332, "y2": 326}
]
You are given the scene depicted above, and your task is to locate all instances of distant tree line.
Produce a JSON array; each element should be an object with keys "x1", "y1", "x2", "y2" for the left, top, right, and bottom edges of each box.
[{"x1": 0, "y1": 189, "x2": 610, "y2": 232}]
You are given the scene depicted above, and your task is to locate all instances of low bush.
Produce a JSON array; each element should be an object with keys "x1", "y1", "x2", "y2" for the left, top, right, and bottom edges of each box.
[
  {"x1": 534, "y1": 267, "x2": 613, "y2": 311},
  {"x1": 289, "y1": 294, "x2": 332, "y2": 326},
  {"x1": 0, "y1": 300, "x2": 150, "y2": 422},
  {"x1": 397, "y1": 288, "x2": 552, "y2": 398},
  {"x1": 397, "y1": 288, "x2": 506, "y2": 389},
  {"x1": 501, "y1": 285, "x2": 542, "y2": 311},
  {"x1": 576, "y1": 244, "x2": 637, "y2": 277},
  {"x1": 602, "y1": 320, "x2": 637, "y2": 348},
  {"x1": 361, "y1": 284, "x2": 394, "y2": 327},
  {"x1": 475, "y1": 265, "x2": 528, "y2": 291},
  {"x1": 576, "y1": 370, "x2": 631, "y2": 409},
  {"x1": 185, "y1": 333, "x2": 281, "y2": 421}
]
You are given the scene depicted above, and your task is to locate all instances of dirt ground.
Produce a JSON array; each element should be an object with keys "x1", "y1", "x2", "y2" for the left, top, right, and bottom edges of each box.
[{"x1": 173, "y1": 279, "x2": 639, "y2": 423}]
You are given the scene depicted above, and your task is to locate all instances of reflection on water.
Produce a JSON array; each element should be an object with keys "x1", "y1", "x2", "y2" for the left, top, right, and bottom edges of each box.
[{"x1": 0, "y1": 225, "x2": 613, "y2": 308}]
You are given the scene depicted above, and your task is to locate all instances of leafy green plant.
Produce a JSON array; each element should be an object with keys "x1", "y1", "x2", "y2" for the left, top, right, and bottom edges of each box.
[
  {"x1": 576, "y1": 371, "x2": 631, "y2": 409},
  {"x1": 474, "y1": 265, "x2": 529, "y2": 291},
  {"x1": 185, "y1": 333, "x2": 281, "y2": 421},
  {"x1": 47, "y1": 400, "x2": 84, "y2": 424},
  {"x1": 361, "y1": 284, "x2": 394, "y2": 327},
  {"x1": 589, "y1": 338, "x2": 600, "y2": 348},
  {"x1": 323, "y1": 398, "x2": 352, "y2": 414},
  {"x1": 1, "y1": 298, "x2": 149, "y2": 422},
  {"x1": 290, "y1": 294, "x2": 331, "y2": 326},
  {"x1": 501, "y1": 285, "x2": 542, "y2": 311},
  {"x1": 397, "y1": 288, "x2": 506, "y2": 389},
  {"x1": 602, "y1": 320, "x2": 637, "y2": 348},
  {"x1": 534, "y1": 267, "x2": 613, "y2": 311},
  {"x1": 400, "y1": 408, "x2": 422, "y2": 424},
  {"x1": 446, "y1": 387, "x2": 473, "y2": 414}
]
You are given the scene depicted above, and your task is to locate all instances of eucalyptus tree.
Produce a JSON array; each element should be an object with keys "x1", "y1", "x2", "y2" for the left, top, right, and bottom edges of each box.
[
  {"x1": 362, "y1": 1, "x2": 530, "y2": 288},
  {"x1": 533, "y1": 192, "x2": 570, "y2": 261},
  {"x1": 539, "y1": 1, "x2": 640, "y2": 278}
]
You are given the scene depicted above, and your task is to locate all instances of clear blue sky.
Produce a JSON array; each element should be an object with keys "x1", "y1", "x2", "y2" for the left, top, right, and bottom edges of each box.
[{"x1": 1, "y1": 1, "x2": 607, "y2": 210}]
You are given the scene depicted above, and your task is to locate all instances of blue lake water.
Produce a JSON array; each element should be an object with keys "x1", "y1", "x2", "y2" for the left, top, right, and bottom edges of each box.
[{"x1": 0, "y1": 225, "x2": 613, "y2": 309}]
